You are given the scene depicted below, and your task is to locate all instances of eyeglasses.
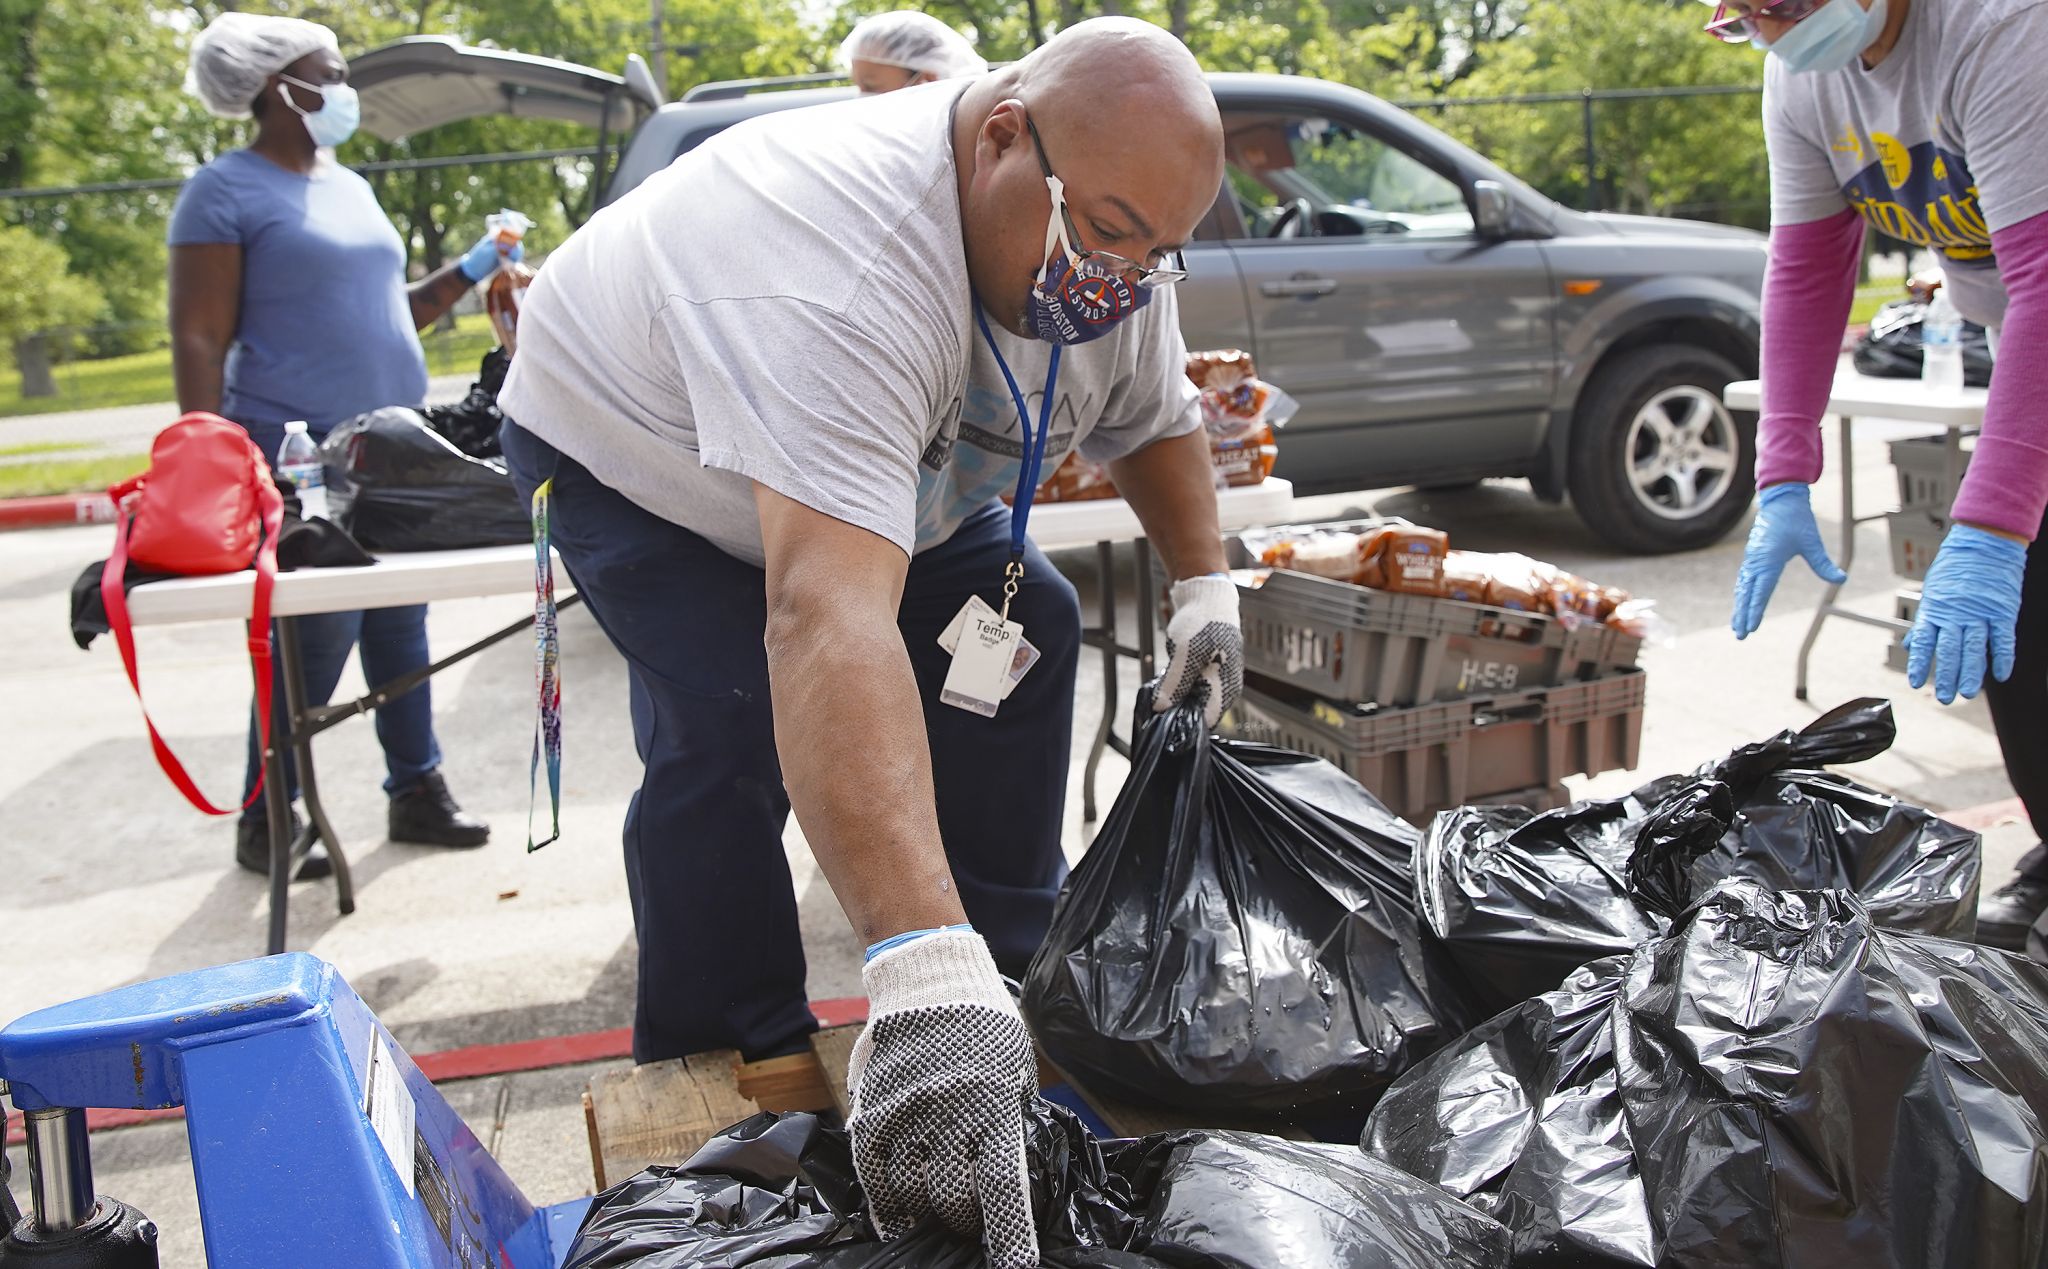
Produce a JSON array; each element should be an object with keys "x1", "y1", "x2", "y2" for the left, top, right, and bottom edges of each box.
[
  {"x1": 1024, "y1": 113, "x2": 1188, "y2": 289},
  {"x1": 1703, "y1": 0, "x2": 1827, "y2": 42}
]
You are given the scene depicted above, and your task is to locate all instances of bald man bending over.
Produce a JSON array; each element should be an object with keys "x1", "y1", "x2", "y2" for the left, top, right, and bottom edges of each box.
[{"x1": 498, "y1": 19, "x2": 1233, "y2": 1261}]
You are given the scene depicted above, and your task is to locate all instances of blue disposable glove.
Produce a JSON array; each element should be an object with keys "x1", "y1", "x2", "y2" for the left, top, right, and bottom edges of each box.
[
  {"x1": 1905, "y1": 523, "x2": 2026, "y2": 704},
  {"x1": 457, "y1": 232, "x2": 523, "y2": 283},
  {"x1": 1731, "y1": 482, "x2": 1849, "y2": 638}
]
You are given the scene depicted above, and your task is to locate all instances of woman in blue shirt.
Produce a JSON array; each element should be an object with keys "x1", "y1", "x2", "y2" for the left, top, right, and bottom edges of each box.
[{"x1": 170, "y1": 13, "x2": 516, "y2": 877}]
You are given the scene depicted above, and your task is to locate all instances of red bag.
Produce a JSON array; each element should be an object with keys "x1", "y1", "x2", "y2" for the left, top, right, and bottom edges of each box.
[{"x1": 101, "y1": 413, "x2": 284, "y2": 815}]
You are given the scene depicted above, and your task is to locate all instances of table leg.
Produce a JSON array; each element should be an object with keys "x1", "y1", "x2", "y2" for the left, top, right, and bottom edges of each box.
[
  {"x1": 1134, "y1": 540, "x2": 1158, "y2": 682},
  {"x1": 1794, "y1": 413, "x2": 1857, "y2": 701},
  {"x1": 277, "y1": 617, "x2": 355, "y2": 922},
  {"x1": 261, "y1": 649, "x2": 294, "y2": 958},
  {"x1": 1082, "y1": 540, "x2": 1118, "y2": 824}
]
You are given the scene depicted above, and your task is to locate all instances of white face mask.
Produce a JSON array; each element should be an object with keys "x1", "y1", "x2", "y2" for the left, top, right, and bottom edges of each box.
[{"x1": 277, "y1": 74, "x2": 360, "y2": 148}]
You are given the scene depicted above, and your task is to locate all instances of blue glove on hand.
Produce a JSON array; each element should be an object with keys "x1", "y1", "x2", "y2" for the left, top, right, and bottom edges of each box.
[
  {"x1": 457, "y1": 232, "x2": 523, "y2": 283},
  {"x1": 1905, "y1": 523, "x2": 2026, "y2": 704},
  {"x1": 1731, "y1": 483, "x2": 1848, "y2": 638}
]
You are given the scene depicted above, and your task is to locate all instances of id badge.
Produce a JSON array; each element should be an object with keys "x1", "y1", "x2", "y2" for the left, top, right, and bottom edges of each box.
[
  {"x1": 941, "y1": 611, "x2": 1024, "y2": 717},
  {"x1": 940, "y1": 596, "x2": 1038, "y2": 700}
]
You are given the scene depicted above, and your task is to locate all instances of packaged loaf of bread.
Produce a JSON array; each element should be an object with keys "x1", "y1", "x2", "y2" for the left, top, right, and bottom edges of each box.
[
  {"x1": 1442, "y1": 551, "x2": 1492, "y2": 604},
  {"x1": 1461, "y1": 553, "x2": 1545, "y2": 612},
  {"x1": 1261, "y1": 527, "x2": 1387, "y2": 583},
  {"x1": 1210, "y1": 425, "x2": 1279, "y2": 487},
  {"x1": 1186, "y1": 348, "x2": 1258, "y2": 396},
  {"x1": 1372, "y1": 526, "x2": 1449, "y2": 596}
]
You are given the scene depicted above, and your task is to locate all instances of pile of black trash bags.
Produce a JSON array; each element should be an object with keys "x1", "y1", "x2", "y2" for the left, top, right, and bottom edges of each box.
[
  {"x1": 318, "y1": 347, "x2": 530, "y2": 551},
  {"x1": 574, "y1": 697, "x2": 2048, "y2": 1267},
  {"x1": 1413, "y1": 698, "x2": 1982, "y2": 1015},
  {"x1": 564, "y1": 1101, "x2": 1512, "y2": 1268}
]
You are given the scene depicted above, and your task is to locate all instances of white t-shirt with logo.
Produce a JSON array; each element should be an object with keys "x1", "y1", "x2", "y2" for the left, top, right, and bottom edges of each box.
[{"x1": 499, "y1": 80, "x2": 1199, "y2": 567}]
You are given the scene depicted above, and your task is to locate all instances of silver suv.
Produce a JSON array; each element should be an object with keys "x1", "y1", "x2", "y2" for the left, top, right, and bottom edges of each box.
[{"x1": 356, "y1": 42, "x2": 1766, "y2": 553}]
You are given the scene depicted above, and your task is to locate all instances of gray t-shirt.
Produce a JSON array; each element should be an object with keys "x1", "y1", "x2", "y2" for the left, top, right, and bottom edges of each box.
[
  {"x1": 499, "y1": 81, "x2": 1199, "y2": 566},
  {"x1": 1763, "y1": 0, "x2": 2048, "y2": 327}
]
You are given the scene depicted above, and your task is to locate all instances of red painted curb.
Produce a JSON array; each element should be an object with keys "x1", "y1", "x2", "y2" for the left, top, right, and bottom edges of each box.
[
  {"x1": 0, "y1": 492, "x2": 119, "y2": 530},
  {"x1": 3, "y1": 997, "x2": 869, "y2": 1144}
]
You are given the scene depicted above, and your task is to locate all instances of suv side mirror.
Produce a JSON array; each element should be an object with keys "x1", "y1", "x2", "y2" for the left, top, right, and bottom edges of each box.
[{"x1": 1472, "y1": 180, "x2": 1512, "y2": 239}]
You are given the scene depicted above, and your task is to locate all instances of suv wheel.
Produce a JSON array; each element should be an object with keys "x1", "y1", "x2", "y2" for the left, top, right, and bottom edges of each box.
[{"x1": 1568, "y1": 344, "x2": 1754, "y2": 553}]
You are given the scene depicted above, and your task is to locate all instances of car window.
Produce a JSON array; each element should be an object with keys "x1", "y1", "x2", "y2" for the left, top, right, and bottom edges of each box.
[{"x1": 1223, "y1": 114, "x2": 1475, "y2": 243}]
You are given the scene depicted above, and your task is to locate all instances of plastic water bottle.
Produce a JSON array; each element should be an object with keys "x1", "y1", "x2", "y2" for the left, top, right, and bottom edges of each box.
[
  {"x1": 1922, "y1": 289, "x2": 1964, "y2": 393},
  {"x1": 277, "y1": 420, "x2": 328, "y2": 521}
]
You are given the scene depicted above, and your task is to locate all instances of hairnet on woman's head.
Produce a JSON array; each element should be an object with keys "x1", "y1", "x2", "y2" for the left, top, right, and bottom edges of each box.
[
  {"x1": 838, "y1": 12, "x2": 986, "y2": 80},
  {"x1": 187, "y1": 12, "x2": 341, "y2": 119}
]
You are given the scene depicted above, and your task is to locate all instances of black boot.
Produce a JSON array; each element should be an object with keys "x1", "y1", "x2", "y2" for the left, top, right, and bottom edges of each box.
[
  {"x1": 235, "y1": 812, "x2": 332, "y2": 881},
  {"x1": 1977, "y1": 870, "x2": 2048, "y2": 952},
  {"x1": 389, "y1": 770, "x2": 490, "y2": 847}
]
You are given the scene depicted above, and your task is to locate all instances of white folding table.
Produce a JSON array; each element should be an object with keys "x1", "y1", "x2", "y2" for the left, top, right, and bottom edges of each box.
[
  {"x1": 118, "y1": 479, "x2": 1294, "y2": 953},
  {"x1": 1723, "y1": 372, "x2": 1986, "y2": 699}
]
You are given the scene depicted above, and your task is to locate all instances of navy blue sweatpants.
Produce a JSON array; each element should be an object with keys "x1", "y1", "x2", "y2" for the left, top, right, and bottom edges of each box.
[{"x1": 501, "y1": 420, "x2": 1078, "y2": 1061}]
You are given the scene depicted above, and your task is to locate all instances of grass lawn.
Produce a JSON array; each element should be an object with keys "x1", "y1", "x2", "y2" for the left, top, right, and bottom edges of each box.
[
  {"x1": 0, "y1": 439, "x2": 99, "y2": 458},
  {"x1": 0, "y1": 453, "x2": 148, "y2": 498},
  {"x1": 1848, "y1": 285, "x2": 1898, "y2": 327},
  {"x1": 0, "y1": 314, "x2": 499, "y2": 420}
]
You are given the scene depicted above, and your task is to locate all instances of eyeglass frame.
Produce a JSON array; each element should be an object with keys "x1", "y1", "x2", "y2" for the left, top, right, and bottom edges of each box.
[
  {"x1": 1023, "y1": 112, "x2": 1189, "y2": 289},
  {"x1": 1702, "y1": 0, "x2": 1828, "y2": 43}
]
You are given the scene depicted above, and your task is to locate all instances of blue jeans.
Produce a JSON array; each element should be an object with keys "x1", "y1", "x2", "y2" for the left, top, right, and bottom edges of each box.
[
  {"x1": 239, "y1": 606, "x2": 445, "y2": 816},
  {"x1": 235, "y1": 417, "x2": 442, "y2": 817},
  {"x1": 501, "y1": 419, "x2": 1078, "y2": 1061}
]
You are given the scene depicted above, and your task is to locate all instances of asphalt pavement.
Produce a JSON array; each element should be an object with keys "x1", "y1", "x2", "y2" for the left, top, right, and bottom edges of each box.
[{"x1": 0, "y1": 393, "x2": 2031, "y2": 1266}]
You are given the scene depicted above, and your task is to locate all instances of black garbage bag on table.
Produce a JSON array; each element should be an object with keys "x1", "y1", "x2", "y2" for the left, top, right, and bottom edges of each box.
[
  {"x1": 420, "y1": 346, "x2": 509, "y2": 458},
  {"x1": 318, "y1": 406, "x2": 530, "y2": 551},
  {"x1": 564, "y1": 1098, "x2": 1511, "y2": 1268},
  {"x1": 1415, "y1": 698, "x2": 1980, "y2": 1015},
  {"x1": 1850, "y1": 298, "x2": 1995, "y2": 387},
  {"x1": 1021, "y1": 694, "x2": 1470, "y2": 1123},
  {"x1": 1365, "y1": 881, "x2": 2048, "y2": 1269}
]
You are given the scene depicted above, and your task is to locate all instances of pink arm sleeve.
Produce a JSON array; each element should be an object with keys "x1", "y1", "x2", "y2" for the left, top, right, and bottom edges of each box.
[
  {"x1": 1950, "y1": 210, "x2": 2048, "y2": 539},
  {"x1": 1753, "y1": 207, "x2": 1864, "y2": 489}
]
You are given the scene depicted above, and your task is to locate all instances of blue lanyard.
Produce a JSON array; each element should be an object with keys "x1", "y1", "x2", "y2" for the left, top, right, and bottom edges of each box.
[{"x1": 974, "y1": 303, "x2": 1062, "y2": 562}]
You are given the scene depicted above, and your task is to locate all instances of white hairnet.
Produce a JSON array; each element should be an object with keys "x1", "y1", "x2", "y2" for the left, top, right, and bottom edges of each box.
[
  {"x1": 838, "y1": 12, "x2": 986, "y2": 80},
  {"x1": 186, "y1": 12, "x2": 340, "y2": 119}
]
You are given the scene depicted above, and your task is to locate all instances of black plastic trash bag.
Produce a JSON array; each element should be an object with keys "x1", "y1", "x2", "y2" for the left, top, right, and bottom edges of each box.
[
  {"x1": 420, "y1": 346, "x2": 509, "y2": 458},
  {"x1": 1850, "y1": 298, "x2": 1994, "y2": 387},
  {"x1": 319, "y1": 406, "x2": 530, "y2": 551},
  {"x1": 1415, "y1": 698, "x2": 1980, "y2": 1015},
  {"x1": 1365, "y1": 882, "x2": 2048, "y2": 1269},
  {"x1": 1021, "y1": 696, "x2": 1470, "y2": 1121},
  {"x1": 565, "y1": 1099, "x2": 1511, "y2": 1268}
]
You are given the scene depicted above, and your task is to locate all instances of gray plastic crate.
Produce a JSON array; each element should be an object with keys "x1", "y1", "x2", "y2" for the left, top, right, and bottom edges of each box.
[
  {"x1": 1237, "y1": 565, "x2": 1640, "y2": 708},
  {"x1": 1889, "y1": 434, "x2": 1974, "y2": 511},
  {"x1": 1218, "y1": 669, "x2": 1646, "y2": 824},
  {"x1": 1885, "y1": 589, "x2": 1919, "y2": 674},
  {"x1": 1888, "y1": 508, "x2": 1947, "y2": 581}
]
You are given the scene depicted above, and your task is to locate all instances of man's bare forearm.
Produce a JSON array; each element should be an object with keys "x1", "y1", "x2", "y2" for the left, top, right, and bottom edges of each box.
[
  {"x1": 765, "y1": 594, "x2": 967, "y2": 945},
  {"x1": 1107, "y1": 428, "x2": 1227, "y2": 579}
]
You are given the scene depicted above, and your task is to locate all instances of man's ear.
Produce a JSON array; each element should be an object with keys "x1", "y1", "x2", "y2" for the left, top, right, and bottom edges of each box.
[{"x1": 980, "y1": 98, "x2": 1029, "y2": 161}]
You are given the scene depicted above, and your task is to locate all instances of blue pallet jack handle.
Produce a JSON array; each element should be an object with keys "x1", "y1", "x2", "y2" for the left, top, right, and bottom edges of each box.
[{"x1": 0, "y1": 954, "x2": 586, "y2": 1268}]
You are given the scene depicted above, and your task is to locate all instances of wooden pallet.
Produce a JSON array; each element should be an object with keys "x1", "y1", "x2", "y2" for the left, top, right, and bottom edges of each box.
[{"x1": 584, "y1": 1027, "x2": 1305, "y2": 1189}]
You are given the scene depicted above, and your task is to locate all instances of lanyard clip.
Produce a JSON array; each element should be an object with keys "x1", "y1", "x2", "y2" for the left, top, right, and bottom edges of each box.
[{"x1": 999, "y1": 557, "x2": 1025, "y2": 623}]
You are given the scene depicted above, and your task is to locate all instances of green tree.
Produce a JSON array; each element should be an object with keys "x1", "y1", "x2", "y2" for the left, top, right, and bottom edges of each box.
[
  {"x1": 1444, "y1": 0, "x2": 1766, "y2": 223},
  {"x1": 0, "y1": 223, "x2": 107, "y2": 397}
]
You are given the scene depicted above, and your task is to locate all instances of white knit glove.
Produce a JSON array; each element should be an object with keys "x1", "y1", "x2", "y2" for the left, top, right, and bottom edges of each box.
[
  {"x1": 848, "y1": 930, "x2": 1038, "y2": 1268},
  {"x1": 1153, "y1": 574, "x2": 1243, "y2": 728}
]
